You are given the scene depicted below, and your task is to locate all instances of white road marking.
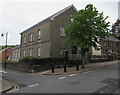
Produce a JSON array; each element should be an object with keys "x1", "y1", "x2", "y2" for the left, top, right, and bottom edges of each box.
[
  {"x1": 47, "y1": 81, "x2": 51, "y2": 83},
  {"x1": 0, "y1": 70, "x2": 7, "y2": 73},
  {"x1": 69, "y1": 74, "x2": 76, "y2": 76},
  {"x1": 28, "y1": 84, "x2": 39, "y2": 87},
  {"x1": 59, "y1": 77, "x2": 66, "y2": 80}
]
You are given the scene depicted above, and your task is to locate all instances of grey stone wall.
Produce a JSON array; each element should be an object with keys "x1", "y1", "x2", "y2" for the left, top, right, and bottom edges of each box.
[{"x1": 50, "y1": 7, "x2": 77, "y2": 58}]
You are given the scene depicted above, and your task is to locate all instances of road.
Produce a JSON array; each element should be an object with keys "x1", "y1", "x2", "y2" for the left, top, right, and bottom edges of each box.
[{"x1": 2, "y1": 63, "x2": 119, "y2": 94}]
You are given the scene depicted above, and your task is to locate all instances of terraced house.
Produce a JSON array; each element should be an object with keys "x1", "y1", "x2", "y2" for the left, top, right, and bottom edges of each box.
[
  {"x1": 12, "y1": 45, "x2": 20, "y2": 61},
  {"x1": 101, "y1": 36, "x2": 120, "y2": 59},
  {"x1": 112, "y1": 19, "x2": 120, "y2": 39},
  {"x1": 20, "y1": 5, "x2": 78, "y2": 58}
]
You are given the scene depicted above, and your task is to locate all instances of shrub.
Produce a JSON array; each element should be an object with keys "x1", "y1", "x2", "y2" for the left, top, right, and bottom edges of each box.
[{"x1": 19, "y1": 56, "x2": 38, "y2": 63}]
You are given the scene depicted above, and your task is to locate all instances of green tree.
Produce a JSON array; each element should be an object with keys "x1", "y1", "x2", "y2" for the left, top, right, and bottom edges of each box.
[{"x1": 65, "y1": 4, "x2": 110, "y2": 69}]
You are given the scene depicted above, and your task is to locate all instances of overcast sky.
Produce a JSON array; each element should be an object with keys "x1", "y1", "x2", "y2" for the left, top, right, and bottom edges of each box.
[{"x1": 0, "y1": 0, "x2": 119, "y2": 45}]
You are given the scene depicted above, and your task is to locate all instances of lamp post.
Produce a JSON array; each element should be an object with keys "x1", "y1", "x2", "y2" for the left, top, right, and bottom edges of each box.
[{"x1": 1, "y1": 32, "x2": 8, "y2": 69}]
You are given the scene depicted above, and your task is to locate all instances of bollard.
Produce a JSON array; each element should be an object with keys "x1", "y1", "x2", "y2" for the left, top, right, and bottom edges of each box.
[{"x1": 51, "y1": 62, "x2": 54, "y2": 73}]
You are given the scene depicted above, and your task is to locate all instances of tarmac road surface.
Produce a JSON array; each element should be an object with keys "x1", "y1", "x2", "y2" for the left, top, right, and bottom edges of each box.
[{"x1": 2, "y1": 63, "x2": 119, "y2": 94}]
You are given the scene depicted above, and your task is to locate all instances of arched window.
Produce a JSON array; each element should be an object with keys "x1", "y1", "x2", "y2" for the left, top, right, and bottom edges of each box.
[
  {"x1": 72, "y1": 46, "x2": 77, "y2": 54},
  {"x1": 37, "y1": 47, "x2": 41, "y2": 56},
  {"x1": 38, "y1": 29, "x2": 41, "y2": 40},
  {"x1": 60, "y1": 27, "x2": 65, "y2": 37}
]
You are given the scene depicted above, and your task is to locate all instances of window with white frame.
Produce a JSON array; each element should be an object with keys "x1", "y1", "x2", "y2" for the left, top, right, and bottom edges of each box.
[
  {"x1": 115, "y1": 28, "x2": 118, "y2": 33},
  {"x1": 29, "y1": 48, "x2": 33, "y2": 56},
  {"x1": 30, "y1": 33, "x2": 33, "y2": 42},
  {"x1": 28, "y1": 34, "x2": 31, "y2": 42},
  {"x1": 32, "y1": 33, "x2": 34, "y2": 41},
  {"x1": 104, "y1": 41, "x2": 107, "y2": 47},
  {"x1": 23, "y1": 35, "x2": 26, "y2": 44},
  {"x1": 60, "y1": 27, "x2": 65, "y2": 37},
  {"x1": 12, "y1": 50, "x2": 15, "y2": 58},
  {"x1": 37, "y1": 47, "x2": 41, "y2": 56},
  {"x1": 28, "y1": 33, "x2": 34, "y2": 42},
  {"x1": 18, "y1": 49, "x2": 20, "y2": 58},
  {"x1": 23, "y1": 50, "x2": 26, "y2": 57},
  {"x1": 70, "y1": 14, "x2": 73, "y2": 22},
  {"x1": 16, "y1": 49, "x2": 18, "y2": 58},
  {"x1": 13, "y1": 50, "x2": 15, "y2": 58},
  {"x1": 38, "y1": 29, "x2": 41, "y2": 40}
]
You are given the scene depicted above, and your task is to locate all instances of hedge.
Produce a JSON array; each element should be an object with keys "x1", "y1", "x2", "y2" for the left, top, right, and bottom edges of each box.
[{"x1": 19, "y1": 56, "x2": 38, "y2": 63}]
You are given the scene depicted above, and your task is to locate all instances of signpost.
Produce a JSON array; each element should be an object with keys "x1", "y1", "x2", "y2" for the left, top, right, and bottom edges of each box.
[
  {"x1": 50, "y1": 47, "x2": 53, "y2": 57},
  {"x1": 107, "y1": 50, "x2": 113, "y2": 61},
  {"x1": 107, "y1": 50, "x2": 113, "y2": 54},
  {"x1": 50, "y1": 47, "x2": 54, "y2": 73}
]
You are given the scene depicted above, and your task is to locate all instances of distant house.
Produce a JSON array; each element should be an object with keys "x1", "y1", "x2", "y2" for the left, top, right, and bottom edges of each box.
[
  {"x1": 101, "y1": 36, "x2": 120, "y2": 56},
  {"x1": 112, "y1": 19, "x2": 120, "y2": 39},
  {"x1": 90, "y1": 36, "x2": 120, "y2": 60},
  {"x1": 12, "y1": 45, "x2": 21, "y2": 61},
  {"x1": 0, "y1": 48, "x2": 12, "y2": 61}
]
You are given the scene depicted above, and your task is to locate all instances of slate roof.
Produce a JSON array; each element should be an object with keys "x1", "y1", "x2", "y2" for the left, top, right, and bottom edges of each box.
[
  {"x1": 20, "y1": 4, "x2": 78, "y2": 34},
  {"x1": 0, "y1": 48, "x2": 12, "y2": 53},
  {"x1": 0, "y1": 48, "x2": 6, "y2": 53},
  {"x1": 12, "y1": 45, "x2": 20, "y2": 50}
]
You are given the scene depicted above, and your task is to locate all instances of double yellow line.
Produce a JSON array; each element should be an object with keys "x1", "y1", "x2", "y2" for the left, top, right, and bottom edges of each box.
[{"x1": 7, "y1": 83, "x2": 19, "y2": 93}]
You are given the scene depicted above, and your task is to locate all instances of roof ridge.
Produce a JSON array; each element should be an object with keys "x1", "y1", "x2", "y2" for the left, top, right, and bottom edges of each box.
[{"x1": 50, "y1": 4, "x2": 78, "y2": 20}]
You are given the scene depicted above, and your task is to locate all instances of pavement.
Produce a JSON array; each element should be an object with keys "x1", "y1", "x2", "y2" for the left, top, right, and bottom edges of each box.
[
  {"x1": 0, "y1": 78, "x2": 13, "y2": 94},
  {"x1": 33, "y1": 60, "x2": 120, "y2": 75}
]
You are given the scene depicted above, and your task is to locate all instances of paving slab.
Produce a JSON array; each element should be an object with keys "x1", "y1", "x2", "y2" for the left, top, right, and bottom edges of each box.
[{"x1": 0, "y1": 78, "x2": 13, "y2": 94}]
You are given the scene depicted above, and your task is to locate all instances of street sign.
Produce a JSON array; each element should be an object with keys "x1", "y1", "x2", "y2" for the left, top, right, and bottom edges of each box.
[{"x1": 107, "y1": 50, "x2": 113, "y2": 53}]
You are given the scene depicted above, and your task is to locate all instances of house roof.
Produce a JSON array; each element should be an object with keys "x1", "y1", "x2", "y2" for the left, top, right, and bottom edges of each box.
[
  {"x1": 20, "y1": 4, "x2": 78, "y2": 34},
  {"x1": 12, "y1": 45, "x2": 20, "y2": 50},
  {"x1": 103, "y1": 36, "x2": 120, "y2": 42},
  {"x1": 0, "y1": 47, "x2": 12, "y2": 53},
  {"x1": 0, "y1": 48, "x2": 6, "y2": 53}
]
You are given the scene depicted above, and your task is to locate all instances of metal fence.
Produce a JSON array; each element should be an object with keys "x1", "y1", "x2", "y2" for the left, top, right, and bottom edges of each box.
[{"x1": 69, "y1": 54, "x2": 82, "y2": 60}]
